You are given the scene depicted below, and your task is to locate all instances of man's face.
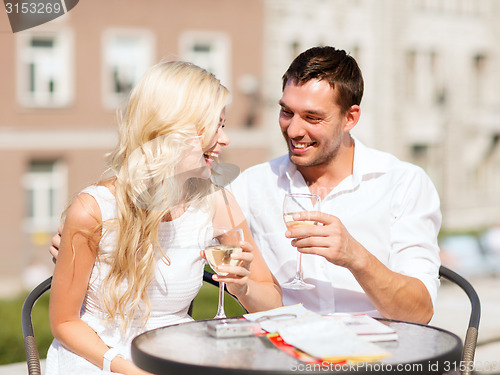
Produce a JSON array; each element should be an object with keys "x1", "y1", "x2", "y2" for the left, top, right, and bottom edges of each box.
[{"x1": 279, "y1": 79, "x2": 346, "y2": 168}]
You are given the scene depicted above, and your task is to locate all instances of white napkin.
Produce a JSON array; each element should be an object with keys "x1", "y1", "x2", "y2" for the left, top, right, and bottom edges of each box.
[{"x1": 245, "y1": 304, "x2": 389, "y2": 361}]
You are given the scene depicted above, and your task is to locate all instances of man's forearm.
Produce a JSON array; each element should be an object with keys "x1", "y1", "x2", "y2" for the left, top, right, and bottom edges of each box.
[{"x1": 349, "y1": 245, "x2": 434, "y2": 324}]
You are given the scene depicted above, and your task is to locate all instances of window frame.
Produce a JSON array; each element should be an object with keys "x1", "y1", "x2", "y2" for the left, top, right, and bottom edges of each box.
[
  {"x1": 22, "y1": 160, "x2": 67, "y2": 233},
  {"x1": 16, "y1": 29, "x2": 74, "y2": 108},
  {"x1": 179, "y1": 31, "x2": 231, "y2": 89},
  {"x1": 101, "y1": 28, "x2": 156, "y2": 109}
]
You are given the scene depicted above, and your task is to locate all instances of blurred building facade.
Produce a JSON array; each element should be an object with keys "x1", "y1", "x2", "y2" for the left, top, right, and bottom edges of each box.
[
  {"x1": 0, "y1": 0, "x2": 270, "y2": 292},
  {"x1": 1, "y1": 0, "x2": 499, "y2": 292},
  {"x1": 260, "y1": 0, "x2": 500, "y2": 231}
]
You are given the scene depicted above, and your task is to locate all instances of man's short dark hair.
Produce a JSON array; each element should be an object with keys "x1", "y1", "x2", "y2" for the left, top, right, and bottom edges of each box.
[{"x1": 282, "y1": 46, "x2": 364, "y2": 113}]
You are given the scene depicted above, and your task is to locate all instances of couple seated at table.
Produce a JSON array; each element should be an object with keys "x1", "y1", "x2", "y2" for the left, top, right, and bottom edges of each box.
[{"x1": 46, "y1": 46, "x2": 441, "y2": 375}]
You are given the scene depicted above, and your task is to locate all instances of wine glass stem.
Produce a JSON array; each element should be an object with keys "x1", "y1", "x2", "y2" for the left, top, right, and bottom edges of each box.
[
  {"x1": 215, "y1": 281, "x2": 226, "y2": 319},
  {"x1": 295, "y1": 251, "x2": 303, "y2": 281}
]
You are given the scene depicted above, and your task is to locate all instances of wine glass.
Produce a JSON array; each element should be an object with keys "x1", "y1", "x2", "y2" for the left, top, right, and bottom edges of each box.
[
  {"x1": 203, "y1": 226, "x2": 243, "y2": 319},
  {"x1": 282, "y1": 193, "x2": 321, "y2": 290}
]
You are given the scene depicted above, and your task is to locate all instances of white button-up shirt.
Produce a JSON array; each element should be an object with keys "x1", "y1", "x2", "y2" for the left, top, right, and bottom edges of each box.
[{"x1": 229, "y1": 138, "x2": 441, "y2": 316}]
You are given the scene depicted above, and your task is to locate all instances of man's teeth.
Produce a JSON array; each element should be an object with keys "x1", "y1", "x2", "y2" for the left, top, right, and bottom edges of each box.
[{"x1": 292, "y1": 141, "x2": 312, "y2": 149}]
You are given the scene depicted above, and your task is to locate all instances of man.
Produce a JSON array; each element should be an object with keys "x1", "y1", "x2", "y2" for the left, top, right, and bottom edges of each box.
[{"x1": 228, "y1": 46, "x2": 441, "y2": 323}]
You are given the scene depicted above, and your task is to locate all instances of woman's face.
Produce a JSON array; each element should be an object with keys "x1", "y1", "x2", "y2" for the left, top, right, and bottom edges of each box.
[
  {"x1": 202, "y1": 107, "x2": 229, "y2": 167},
  {"x1": 177, "y1": 107, "x2": 230, "y2": 180}
]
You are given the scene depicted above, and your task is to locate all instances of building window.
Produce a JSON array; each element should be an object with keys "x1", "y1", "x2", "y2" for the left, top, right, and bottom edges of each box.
[
  {"x1": 179, "y1": 31, "x2": 231, "y2": 89},
  {"x1": 16, "y1": 31, "x2": 73, "y2": 107},
  {"x1": 290, "y1": 41, "x2": 301, "y2": 59},
  {"x1": 102, "y1": 29, "x2": 155, "y2": 109},
  {"x1": 23, "y1": 160, "x2": 67, "y2": 233},
  {"x1": 472, "y1": 53, "x2": 488, "y2": 104},
  {"x1": 405, "y1": 49, "x2": 444, "y2": 106},
  {"x1": 405, "y1": 50, "x2": 416, "y2": 100},
  {"x1": 429, "y1": 51, "x2": 446, "y2": 105},
  {"x1": 411, "y1": 144, "x2": 429, "y2": 159}
]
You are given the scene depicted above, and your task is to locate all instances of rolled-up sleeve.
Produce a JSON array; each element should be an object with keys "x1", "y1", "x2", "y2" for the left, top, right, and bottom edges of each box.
[{"x1": 389, "y1": 165, "x2": 442, "y2": 307}]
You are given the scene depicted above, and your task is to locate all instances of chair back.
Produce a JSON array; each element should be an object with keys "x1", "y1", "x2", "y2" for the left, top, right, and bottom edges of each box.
[
  {"x1": 21, "y1": 276, "x2": 52, "y2": 375},
  {"x1": 439, "y1": 265, "x2": 481, "y2": 375}
]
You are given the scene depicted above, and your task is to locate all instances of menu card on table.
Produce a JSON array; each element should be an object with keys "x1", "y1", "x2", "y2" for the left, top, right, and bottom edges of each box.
[
  {"x1": 325, "y1": 313, "x2": 398, "y2": 342},
  {"x1": 244, "y1": 304, "x2": 394, "y2": 363}
]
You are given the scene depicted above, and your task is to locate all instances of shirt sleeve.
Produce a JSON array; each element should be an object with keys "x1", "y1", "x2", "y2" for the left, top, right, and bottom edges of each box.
[{"x1": 389, "y1": 165, "x2": 442, "y2": 308}]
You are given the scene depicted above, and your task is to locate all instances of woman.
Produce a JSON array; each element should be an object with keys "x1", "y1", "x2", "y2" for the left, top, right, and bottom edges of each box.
[{"x1": 46, "y1": 61, "x2": 282, "y2": 375}]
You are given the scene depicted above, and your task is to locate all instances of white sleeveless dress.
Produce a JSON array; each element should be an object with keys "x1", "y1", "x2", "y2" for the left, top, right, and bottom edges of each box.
[{"x1": 45, "y1": 185, "x2": 209, "y2": 374}]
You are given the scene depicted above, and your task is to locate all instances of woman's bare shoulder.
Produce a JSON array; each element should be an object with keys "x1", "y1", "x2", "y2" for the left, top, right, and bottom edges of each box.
[
  {"x1": 96, "y1": 177, "x2": 117, "y2": 195},
  {"x1": 66, "y1": 191, "x2": 103, "y2": 228}
]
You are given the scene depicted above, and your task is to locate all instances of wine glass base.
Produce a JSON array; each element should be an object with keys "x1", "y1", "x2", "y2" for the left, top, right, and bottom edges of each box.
[
  {"x1": 282, "y1": 279, "x2": 315, "y2": 290},
  {"x1": 213, "y1": 306, "x2": 227, "y2": 319}
]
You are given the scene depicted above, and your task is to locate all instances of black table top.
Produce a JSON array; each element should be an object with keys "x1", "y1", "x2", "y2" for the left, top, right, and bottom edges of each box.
[{"x1": 131, "y1": 318, "x2": 462, "y2": 375}]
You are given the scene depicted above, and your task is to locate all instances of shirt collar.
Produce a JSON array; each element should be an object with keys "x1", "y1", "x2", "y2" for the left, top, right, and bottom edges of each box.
[
  {"x1": 350, "y1": 136, "x2": 389, "y2": 186},
  {"x1": 281, "y1": 136, "x2": 389, "y2": 193},
  {"x1": 282, "y1": 159, "x2": 309, "y2": 193}
]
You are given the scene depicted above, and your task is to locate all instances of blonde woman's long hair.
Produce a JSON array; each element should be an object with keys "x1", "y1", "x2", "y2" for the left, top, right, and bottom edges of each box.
[{"x1": 102, "y1": 61, "x2": 229, "y2": 328}]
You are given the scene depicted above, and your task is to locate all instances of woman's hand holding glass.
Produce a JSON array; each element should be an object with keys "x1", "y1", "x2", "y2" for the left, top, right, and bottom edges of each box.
[
  {"x1": 202, "y1": 226, "x2": 253, "y2": 318},
  {"x1": 207, "y1": 240, "x2": 253, "y2": 298}
]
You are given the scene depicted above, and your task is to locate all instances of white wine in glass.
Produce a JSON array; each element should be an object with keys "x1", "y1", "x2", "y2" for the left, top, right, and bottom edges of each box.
[
  {"x1": 203, "y1": 226, "x2": 243, "y2": 318},
  {"x1": 282, "y1": 193, "x2": 321, "y2": 290},
  {"x1": 283, "y1": 214, "x2": 318, "y2": 228},
  {"x1": 205, "y1": 244, "x2": 242, "y2": 276}
]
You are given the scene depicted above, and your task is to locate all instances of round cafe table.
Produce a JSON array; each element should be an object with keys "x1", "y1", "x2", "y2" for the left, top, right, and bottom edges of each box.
[{"x1": 131, "y1": 318, "x2": 462, "y2": 375}]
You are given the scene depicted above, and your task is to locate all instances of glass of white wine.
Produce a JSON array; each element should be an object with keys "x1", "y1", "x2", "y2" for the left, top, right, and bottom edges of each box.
[
  {"x1": 203, "y1": 226, "x2": 243, "y2": 319},
  {"x1": 282, "y1": 193, "x2": 321, "y2": 290}
]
